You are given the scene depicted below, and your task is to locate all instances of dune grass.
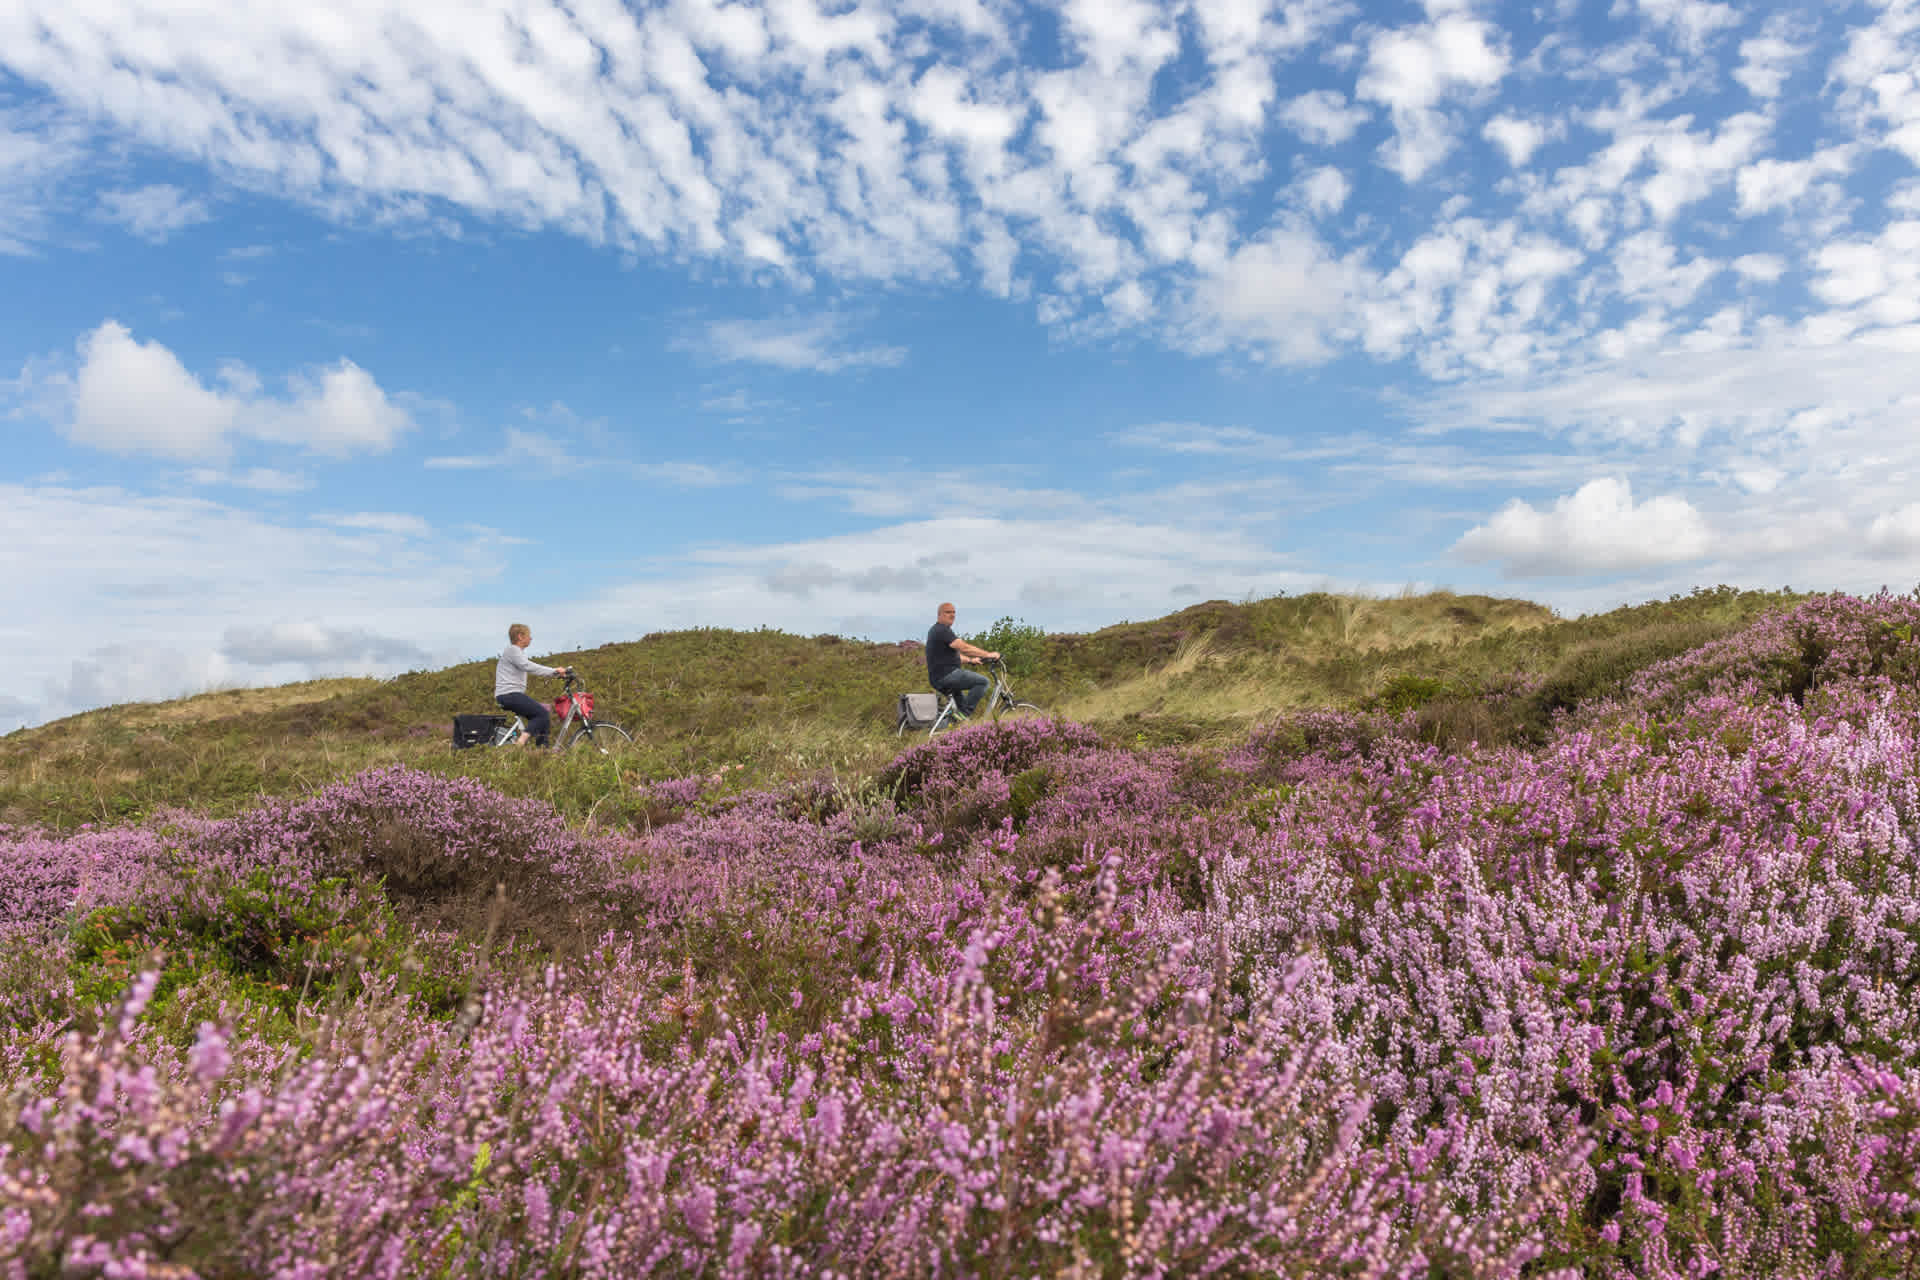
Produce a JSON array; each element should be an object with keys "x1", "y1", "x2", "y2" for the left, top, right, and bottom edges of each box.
[{"x1": 0, "y1": 586, "x2": 1804, "y2": 830}]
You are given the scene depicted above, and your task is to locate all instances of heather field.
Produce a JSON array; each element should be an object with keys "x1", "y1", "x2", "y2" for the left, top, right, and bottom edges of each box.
[{"x1": 6, "y1": 591, "x2": 1920, "y2": 1276}]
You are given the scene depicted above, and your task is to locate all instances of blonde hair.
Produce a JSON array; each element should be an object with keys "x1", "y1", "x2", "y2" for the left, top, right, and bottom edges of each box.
[{"x1": 508, "y1": 623, "x2": 530, "y2": 644}]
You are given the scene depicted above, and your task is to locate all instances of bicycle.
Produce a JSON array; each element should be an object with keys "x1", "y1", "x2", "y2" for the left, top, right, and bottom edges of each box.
[
  {"x1": 926, "y1": 658, "x2": 1044, "y2": 737},
  {"x1": 489, "y1": 672, "x2": 634, "y2": 755}
]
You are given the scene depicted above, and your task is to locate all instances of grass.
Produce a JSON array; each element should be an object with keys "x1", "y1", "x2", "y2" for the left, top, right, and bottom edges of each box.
[{"x1": 0, "y1": 586, "x2": 1805, "y2": 830}]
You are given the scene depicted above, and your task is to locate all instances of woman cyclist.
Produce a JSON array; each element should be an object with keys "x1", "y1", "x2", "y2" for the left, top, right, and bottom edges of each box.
[{"x1": 494, "y1": 623, "x2": 572, "y2": 746}]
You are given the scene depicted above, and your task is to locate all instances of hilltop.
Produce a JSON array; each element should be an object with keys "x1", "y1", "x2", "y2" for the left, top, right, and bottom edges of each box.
[{"x1": 0, "y1": 586, "x2": 1798, "y2": 830}]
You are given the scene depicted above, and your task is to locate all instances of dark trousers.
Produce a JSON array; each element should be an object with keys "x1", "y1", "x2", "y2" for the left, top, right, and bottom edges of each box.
[
  {"x1": 933, "y1": 667, "x2": 990, "y2": 716},
  {"x1": 496, "y1": 691, "x2": 551, "y2": 745}
]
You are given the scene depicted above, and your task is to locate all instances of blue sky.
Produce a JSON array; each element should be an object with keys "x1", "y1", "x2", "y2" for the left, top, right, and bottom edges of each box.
[{"x1": 4, "y1": 0, "x2": 1920, "y2": 731}]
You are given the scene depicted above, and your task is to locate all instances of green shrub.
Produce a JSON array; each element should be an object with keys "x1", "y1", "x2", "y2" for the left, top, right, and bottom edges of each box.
[
  {"x1": 969, "y1": 616, "x2": 1047, "y2": 676},
  {"x1": 1366, "y1": 674, "x2": 1452, "y2": 714}
]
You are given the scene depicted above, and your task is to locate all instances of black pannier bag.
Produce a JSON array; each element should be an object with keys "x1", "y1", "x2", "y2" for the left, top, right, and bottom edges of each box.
[{"x1": 453, "y1": 714, "x2": 509, "y2": 749}]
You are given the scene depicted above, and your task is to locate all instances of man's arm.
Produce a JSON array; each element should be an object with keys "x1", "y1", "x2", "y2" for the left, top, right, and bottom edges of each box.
[{"x1": 949, "y1": 636, "x2": 1000, "y2": 663}]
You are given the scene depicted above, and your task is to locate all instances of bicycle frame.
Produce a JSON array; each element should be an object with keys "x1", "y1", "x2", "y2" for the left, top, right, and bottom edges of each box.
[
  {"x1": 493, "y1": 675, "x2": 591, "y2": 745},
  {"x1": 925, "y1": 659, "x2": 1038, "y2": 737},
  {"x1": 982, "y1": 663, "x2": 1019, "y2": 713}
]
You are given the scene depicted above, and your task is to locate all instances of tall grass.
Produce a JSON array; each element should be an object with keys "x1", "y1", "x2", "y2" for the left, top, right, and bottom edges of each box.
[{"x1": 1, "y1": 586, "x2": 1802, "y2": 830}]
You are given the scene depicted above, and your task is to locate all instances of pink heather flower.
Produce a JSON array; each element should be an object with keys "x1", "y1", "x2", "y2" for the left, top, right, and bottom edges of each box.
[
  {"x1": 812, "y1": 1094, "x2": 845, "y2": 1143},
  {"x1": 190, "y1": 1023, "x2": 232, "y2": 1084},
  {"x1": 679, "y1": 1183, "x2": 716, "y2": 1241},
  {"x1": 523, "y1": 1182, "x2": 551, "y2": 1238},
  {"x1": 120, "y1": 970, "x2": 161, "y2": 1026}
]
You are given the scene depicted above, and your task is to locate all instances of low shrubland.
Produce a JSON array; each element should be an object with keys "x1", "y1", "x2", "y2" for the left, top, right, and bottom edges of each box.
[
  {"x1": 0, "y1": 586, "x2": 1796, "y2": 831},
  {"x1": 4, "y1": 591, "x2": 1920, "y2": 1275}
]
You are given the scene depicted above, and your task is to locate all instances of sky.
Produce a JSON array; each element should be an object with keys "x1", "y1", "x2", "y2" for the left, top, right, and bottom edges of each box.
[{"x1": 3, "y1": 0, "x2": 1920, "y2": 732}]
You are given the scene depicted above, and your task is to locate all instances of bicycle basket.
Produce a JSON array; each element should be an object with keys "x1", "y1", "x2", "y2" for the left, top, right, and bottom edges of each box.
[
  {"x1": 453, "y1": 714, "x2": 509, "y2": 749},
  {"x1": 553, "y1": 692, "x2": 595, "y2": 721}
]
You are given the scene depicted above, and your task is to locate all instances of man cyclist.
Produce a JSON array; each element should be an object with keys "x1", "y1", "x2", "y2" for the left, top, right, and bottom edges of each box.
[
  {"x1": 495, "y1": 623, "x2": 572, "y2": 747},
  {"x1": 926, "y1": 602, "x2": 999, "y2": 717}
]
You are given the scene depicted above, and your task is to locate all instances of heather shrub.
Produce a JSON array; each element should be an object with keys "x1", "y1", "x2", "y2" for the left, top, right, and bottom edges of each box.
[
  {"x1": 1627, "y1": 591, "x2": 1920, "y2": 719},
  {"x1": 0, "y1": 824, "x2": 176, "y2": 928},
  {"x1": 1222, "y1": 708, "x2": 1403, "y2": 787},
  {"x1": 879, "y1": 716, "x2": 1104, "y2": 797},
  {"x1": 0, "y1": 884, "x2": 1564, "y2": 1279},
  {"x1": 8, "y1": 596, "x2": 1920, "y2": 1275},
  {"x1": 201, "y1": 765, "x2": 612, "y2": 939}
]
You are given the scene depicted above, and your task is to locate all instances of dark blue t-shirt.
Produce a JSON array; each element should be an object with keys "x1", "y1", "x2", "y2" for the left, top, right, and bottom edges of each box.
[{"x1": 926, "y1": 622, "x2": 960, "y2": 683}]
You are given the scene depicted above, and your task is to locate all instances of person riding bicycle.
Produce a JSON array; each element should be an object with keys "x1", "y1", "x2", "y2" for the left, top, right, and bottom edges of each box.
[
  {"x1": 494, "y1": 623, "x2": 572, "y2": 747},
  {"x1": 926, "y1": 602, "x2": 999, "y2": 718}
]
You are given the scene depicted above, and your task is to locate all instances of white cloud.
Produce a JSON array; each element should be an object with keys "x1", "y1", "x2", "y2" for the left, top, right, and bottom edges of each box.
[
  {"x1": 1110, "y1": 422, "x2": 1269, "y2": 454},
  {"x1": 61, "y1": 643, "x2": 238, "y2": 716},
  {"x1": 186, "y1": 466, "x2": 312, "y2": 493},
  {"x1": 1299, "y1": 165, "x2": 1351, "y2": 216},
  {"x1": 1734, "y1": 23, "x2": 1807, "y2": 99},
  {"x1": 1358, "y1": 16, "x2": 1508, "y2": 115},
  {"x1": 1632, "y1": 0, "x2": 1740, "y2": 53},
  {"x1": 1638, "y1": 112, "x2": 1770, "y2": 222},
  {"x1": 1811, "y1": 222, "x2": 1920, "y2": 325},
  {"x1": 1483, "y1": 114, "x2": 1552, "y2": 167},
  {"x1": 1182, "y1": 225, "x2": 1368, "y2": 362},
  {"x1": 1833, "y1": 3, "x2": 1920, "y2": 166},
  {"x1": 425, "y1": 427, "x2": 743, "y2": 486},
  {"x1": 97, "y1": 183, "x2": 210, "y2": 242},
  {"x1": 664, "y1": 511, "x2": 1316, "y2": 622},
  {"x1": 37, "y1": 321, "x2": 413, "y2": 460},
  {"x1": 0, "y1": 104, "x2": 89, "y2": 254},
  {"x1": 1279, "y1": 90, "x2": 1369, "y2": 146},
  {"x1": 64, "y1": 323, "x2": 235, "y2": 457},
  {"x1": 6, "y1": 0, "x2": 1920, "y2": 661},
  {"x1": 222, "y1": 621, "x2": 429, "y2": 667},
  {"x1": 1611, "y1": 230, "x2": 1718, "y2": 308},
  {"x1": 0, "y1": 0, "x2": 1889, "y2": 398},
  {"x1": 0, "y1": 482, "x2": 505, "y2": 729},
  {"x1": 1416, "y1": 333, "x2": 1920, "y2": 448},
  {"x1": 1732, "y1": 253, "x2": 1786, "y2": 283},
  {"x1": 1453, "y1": 476, "x2": 1713, "y2": 576},
  {"x1": 1867, "y1": 504, "x2": 1920, "y2": 557},
  {"x1": 1357, "y1": 15, "x2": 1508, "y2": 182},
  {"x1": 425, "y1": 427, "x2": 580, "y2": 472},
  {"x1": 636, "y1": 461, "x2": 744, "y2": 487},
  {"x1": 678, "y1": 314, "x2": 908, "y2": 372},
  {"x1": 1735, "y1": 146, "x2": 1855, "y2": 217},
  {"x1": 323, "y1": 512, "x2": 431, "y2": 537}
]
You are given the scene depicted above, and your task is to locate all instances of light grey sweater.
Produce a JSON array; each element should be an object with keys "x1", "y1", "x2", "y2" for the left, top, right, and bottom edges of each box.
[{"x1": 494, "y1": 644, "x2": 558, "y2": 697}]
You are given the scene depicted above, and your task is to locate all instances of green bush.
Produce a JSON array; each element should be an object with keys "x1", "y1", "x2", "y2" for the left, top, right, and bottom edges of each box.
[
  {"x1": 1366, "y1": 674, "x2": 1452, "y2": 714},
  {"x1": 969, "y1": 616, "x2": 1048, "y2": 676}
]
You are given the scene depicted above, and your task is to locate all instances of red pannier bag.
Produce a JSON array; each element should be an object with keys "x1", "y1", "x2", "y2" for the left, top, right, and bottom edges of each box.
[{"x1": 552, "y1": 691, "x2": 594, "y2": 721}]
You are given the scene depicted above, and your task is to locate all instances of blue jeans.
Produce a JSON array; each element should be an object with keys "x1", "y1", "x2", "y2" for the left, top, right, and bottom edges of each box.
[
  {"x1": 933, "y1": 668, "x2": 990, "y2": 716},
  {"x1": 496, "y1": 691, "x2": 551, "y2": 745}
]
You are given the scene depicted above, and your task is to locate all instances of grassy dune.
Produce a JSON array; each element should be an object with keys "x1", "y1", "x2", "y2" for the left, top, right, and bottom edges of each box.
[{"x1": 1, "y1": 586, "x2": 1798, "y2": 830}]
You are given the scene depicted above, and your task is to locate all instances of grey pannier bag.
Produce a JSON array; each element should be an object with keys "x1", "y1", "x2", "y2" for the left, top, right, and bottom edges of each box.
[{"x1": 896, "y1": 692, "x2": 941, "y2": 734}]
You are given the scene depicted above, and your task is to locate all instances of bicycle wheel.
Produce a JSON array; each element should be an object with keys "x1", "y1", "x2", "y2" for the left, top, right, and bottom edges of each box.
[
  {"x1": 569, "y1": 719, "x2": 634, "y2": 755},
  {"x1": 996, "y1": 701, "x2": 1046, "y2": 721}
]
